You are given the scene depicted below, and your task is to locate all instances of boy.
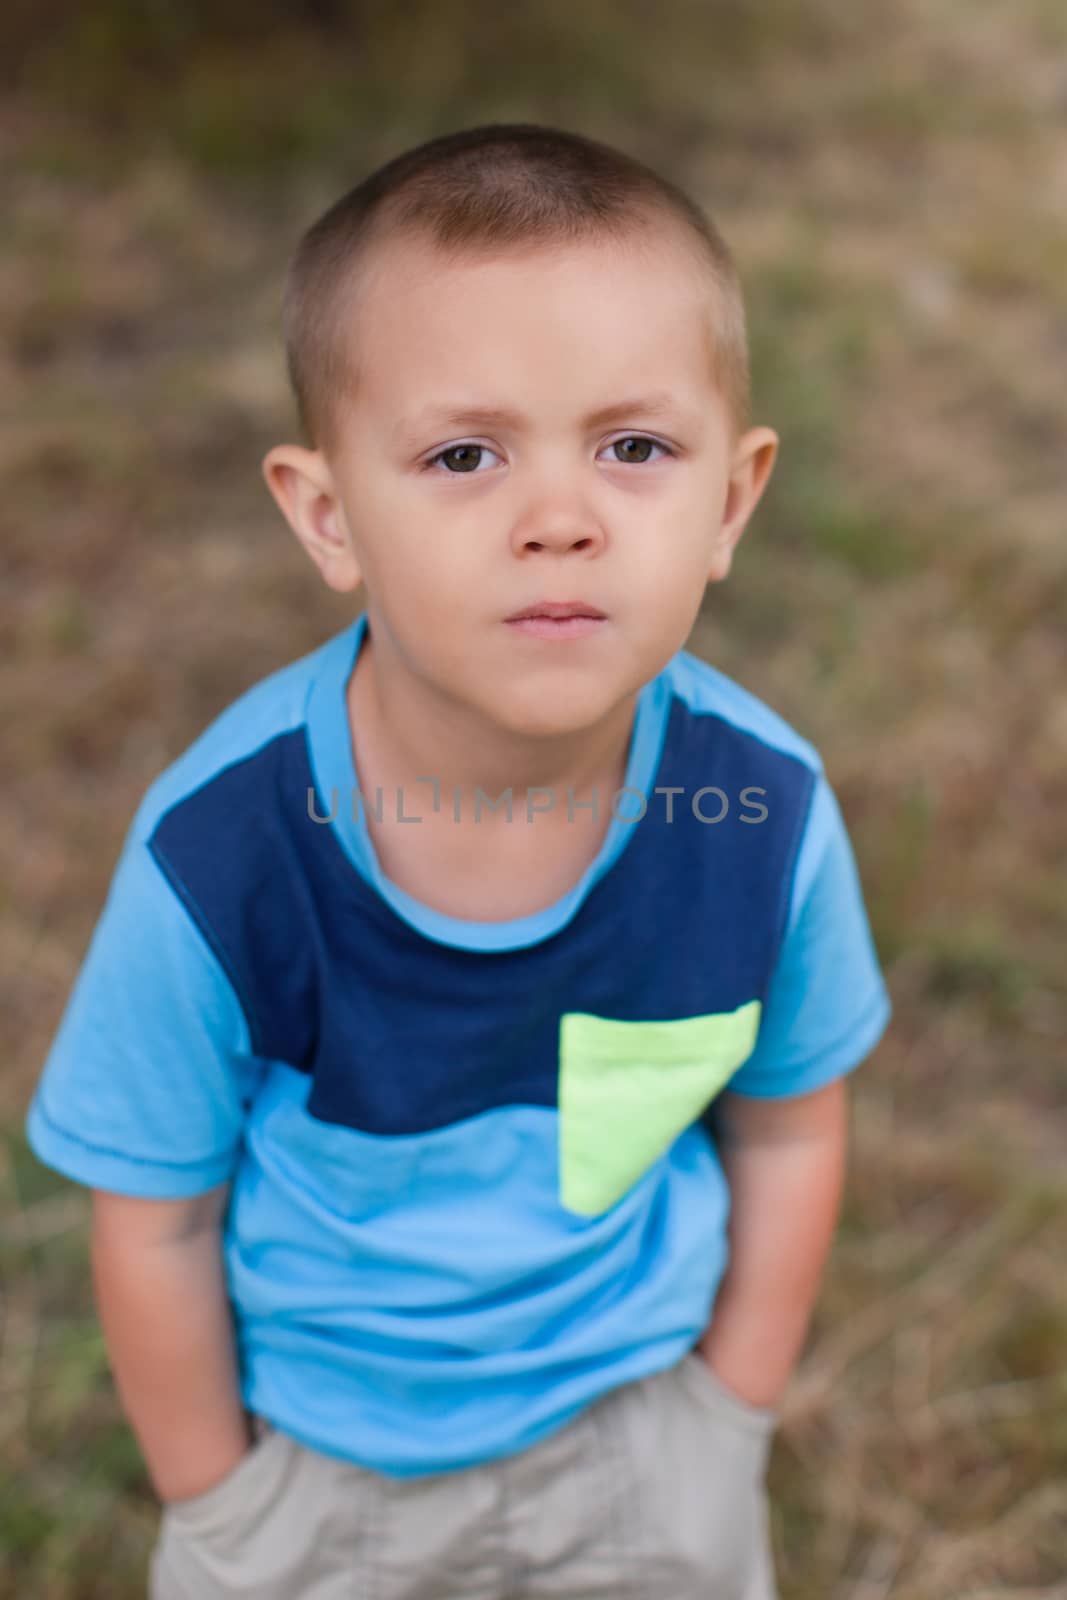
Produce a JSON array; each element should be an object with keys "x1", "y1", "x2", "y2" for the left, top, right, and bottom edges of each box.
[{"x1": 26, "y1": 124, "x2": 892, "y2": 1600}]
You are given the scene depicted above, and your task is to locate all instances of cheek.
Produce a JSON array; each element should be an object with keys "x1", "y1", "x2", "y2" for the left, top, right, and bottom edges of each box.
[
  {"x1": 626, "y1": 534, "x2": 710, "y2": 595},
  {"x1": 375, "y1": 552, "x2": 473, "y2": 652},
  {"x1": 382, "y1": 499, "x2": 483, "y2": 568}
]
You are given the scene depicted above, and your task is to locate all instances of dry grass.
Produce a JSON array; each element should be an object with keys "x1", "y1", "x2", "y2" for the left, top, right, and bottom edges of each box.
[{"x1": 1, "y1": 1, "x2": 1065, "y2": 1594}]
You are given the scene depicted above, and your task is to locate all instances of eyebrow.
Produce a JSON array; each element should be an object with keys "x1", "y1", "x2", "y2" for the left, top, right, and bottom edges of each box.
[{"x1": 395, "y1": 392, "x2": 689, "y2": 442}]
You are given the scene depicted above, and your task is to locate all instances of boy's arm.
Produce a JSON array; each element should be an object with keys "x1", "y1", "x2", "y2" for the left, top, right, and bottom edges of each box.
[
  {"x1": 696, "y1": 1077, "x2": 849, "y2": 1411},
  {"x1": 90, "y1": 1183, "x2": 254, "y2": 1504}
]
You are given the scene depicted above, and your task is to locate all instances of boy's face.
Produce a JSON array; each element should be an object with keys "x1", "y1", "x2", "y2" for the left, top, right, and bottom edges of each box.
[{"x1": 264, "y1": 226, "x2": 777, "y2": 743}]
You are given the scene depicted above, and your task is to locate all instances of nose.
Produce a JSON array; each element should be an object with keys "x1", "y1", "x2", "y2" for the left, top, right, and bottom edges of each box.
[{"x1": 511, "y1": 500, "x2": 606, "y2": 559}]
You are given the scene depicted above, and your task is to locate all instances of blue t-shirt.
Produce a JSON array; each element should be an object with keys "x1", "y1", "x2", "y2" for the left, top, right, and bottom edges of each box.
[{"x1": 26, "y1": 611, "x2": 891, "y2": 1478}]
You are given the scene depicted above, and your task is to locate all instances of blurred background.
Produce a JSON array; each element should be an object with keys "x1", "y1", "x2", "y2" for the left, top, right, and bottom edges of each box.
[{"x1": 1, "y1": 2, "x2": 1065, "y2": 1595}]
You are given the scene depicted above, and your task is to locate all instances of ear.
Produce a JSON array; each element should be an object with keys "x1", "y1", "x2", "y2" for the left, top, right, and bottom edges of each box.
[
  {"x1": 707, "y1": 427, "x2": 779, "y2": 585},
  {"x1": 261, "y1": 444, "x2": 364, "y2": 595}
]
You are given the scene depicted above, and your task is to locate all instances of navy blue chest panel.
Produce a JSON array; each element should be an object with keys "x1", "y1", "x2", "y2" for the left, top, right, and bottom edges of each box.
[{"x1": 148, "y1": 697, "x2": 815, "y2": 1137}]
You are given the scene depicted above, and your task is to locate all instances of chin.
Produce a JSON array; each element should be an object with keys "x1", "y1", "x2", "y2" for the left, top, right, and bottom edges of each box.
[
  {"x1": 497, "y1": 692, "x2": 614, "y2": 742},
  {"x1": 511, "y1": 714, "x2": 590, "y2": 741}
]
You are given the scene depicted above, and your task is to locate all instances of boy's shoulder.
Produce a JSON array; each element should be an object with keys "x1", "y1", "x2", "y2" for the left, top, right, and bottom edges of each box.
[
  {"x1": 128, "y1": 630, "x2": 341, "y2": 845},
  {"x1": 664, "y1": 647, "x2": 824, "y2": 778}
]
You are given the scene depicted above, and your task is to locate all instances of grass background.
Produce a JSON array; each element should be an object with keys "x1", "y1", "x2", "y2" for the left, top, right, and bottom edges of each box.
[{"x1": 1, "y1": 1, "x2": 1065, "y2": 1594}]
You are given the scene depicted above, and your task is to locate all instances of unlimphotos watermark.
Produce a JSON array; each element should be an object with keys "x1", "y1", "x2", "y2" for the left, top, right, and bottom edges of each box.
[{"x1": 307, "y1": 780, "x2": 769, "y2": 826}]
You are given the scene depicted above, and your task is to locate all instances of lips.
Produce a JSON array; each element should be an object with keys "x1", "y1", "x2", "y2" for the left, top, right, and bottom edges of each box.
[{"x1": 505, "y1": 601, "x2": 607, "y2": 621}]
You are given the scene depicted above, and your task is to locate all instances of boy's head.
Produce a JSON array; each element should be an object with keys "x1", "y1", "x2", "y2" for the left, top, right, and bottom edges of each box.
[{"x1": 263, "y1": 124, "x2": 777, "y2": 742}]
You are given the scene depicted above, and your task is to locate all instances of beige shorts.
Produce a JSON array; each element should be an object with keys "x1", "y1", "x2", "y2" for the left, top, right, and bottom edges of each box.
[{"x1": 150, "y1": 1348, "x2": 780, "y2": 1600}]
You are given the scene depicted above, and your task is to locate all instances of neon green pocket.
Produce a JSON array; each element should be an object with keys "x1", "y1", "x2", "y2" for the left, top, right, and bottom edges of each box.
[{"x1": 558, "y1": 1001, "x2": 761, "y2": 1217}]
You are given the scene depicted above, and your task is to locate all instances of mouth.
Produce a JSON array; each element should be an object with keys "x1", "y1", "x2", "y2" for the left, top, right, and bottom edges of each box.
[
  {"x1": 504, "y1": 600, "x2": 608, "y2": 642},
  {"x1": 505, "y1": 601, "x2": 607, "y2": 622}
]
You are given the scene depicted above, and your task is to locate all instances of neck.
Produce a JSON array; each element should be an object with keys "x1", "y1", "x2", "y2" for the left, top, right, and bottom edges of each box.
[{"x1": 348, "y1": 622, "x2": 638, "y2": 811}]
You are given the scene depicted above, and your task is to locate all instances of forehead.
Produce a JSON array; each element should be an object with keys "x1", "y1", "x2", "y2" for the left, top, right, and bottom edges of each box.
[{"x1": 342, "y1": 228, "x2": 722, "y2": 428}]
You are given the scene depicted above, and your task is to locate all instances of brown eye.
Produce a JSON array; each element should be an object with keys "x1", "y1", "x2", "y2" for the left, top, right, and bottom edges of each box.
[
  {"x1": 613, "y1": 437, "x2": 652, "y2": 464},
  {"x1": 606, "y1": 436, "x2": 672, "y2": 465},
  {"x1": 440, "y1": 445, "x2": 481, "y2": 472},
  {"x1": 426, "y1": 443, "x2": 500, "y2": 474}
]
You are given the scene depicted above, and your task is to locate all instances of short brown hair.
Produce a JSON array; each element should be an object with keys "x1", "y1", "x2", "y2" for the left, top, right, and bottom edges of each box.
[{"x1": 281, "y1": 123, "x2": 750, "y2": 458}]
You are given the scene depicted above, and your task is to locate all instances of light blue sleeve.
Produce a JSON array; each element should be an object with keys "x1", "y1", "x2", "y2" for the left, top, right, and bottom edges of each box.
[
  {"x1": 726, "y1": 772, "x2": 892, "y2": 1098},
  {"x1": 24, "y1": 822, "x2": 263, "y2": 1198}
]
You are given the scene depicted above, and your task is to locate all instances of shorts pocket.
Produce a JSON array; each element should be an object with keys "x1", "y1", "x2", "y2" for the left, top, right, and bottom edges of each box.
[
  {"x1": 679, "y1": 1351, "x2": 779, "y2": 1436},
  {"x1": 163, "y1": 1418, "x2": 287, "y2": 1536},
  {"x1": 617, "y1": 1352, "x2": 776, "y2": 1596}
]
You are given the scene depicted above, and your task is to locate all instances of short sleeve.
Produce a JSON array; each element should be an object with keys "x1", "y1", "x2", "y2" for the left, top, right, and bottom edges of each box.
[
  {"x1": 726, "y1": 772, "x2": 892, "y2": 1098},
  {"x1": 25, "y1": 822, "x2": 262, "y2": 1198}
]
